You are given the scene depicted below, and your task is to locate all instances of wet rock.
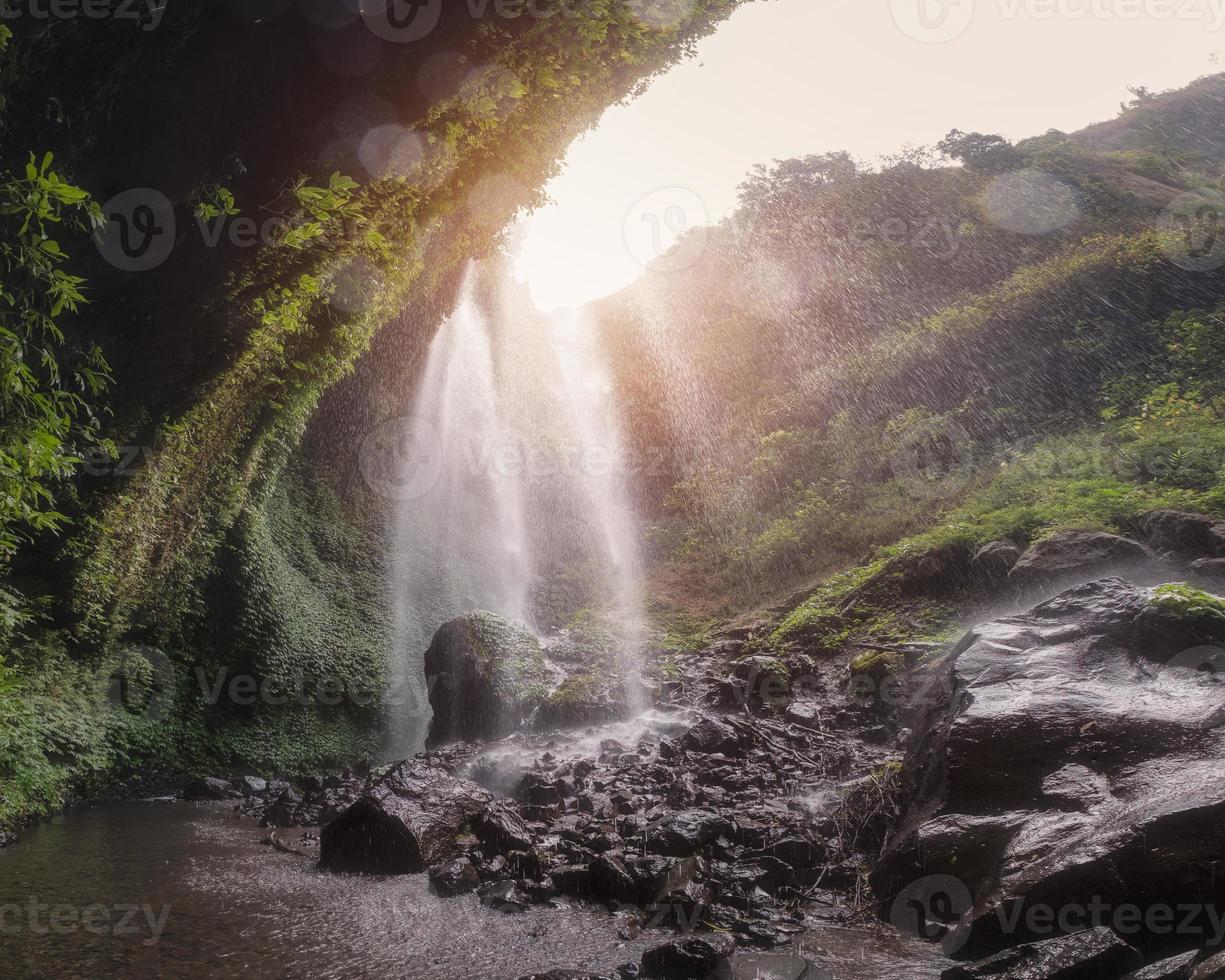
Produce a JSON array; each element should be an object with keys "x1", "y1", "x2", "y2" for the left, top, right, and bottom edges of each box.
[
  {"x1": 641, "y1": 934, "x2": 736, "y2": 978},
  {"x1": 479, "y1": 879, "x2": 530, "y2": 913},
  {"x1": 1191, "y1": 558, "x2": 1225, "y2": 588},
  {"x1": 1008, "y1": 531, "x2": 1155, "y2": 591},
  {"x1": 649, "y1": 809, "x2": 732, "y2": 857},
  {"x1": 875, "y1": 578, "x2": 1225, "y2": 960},
  {"x1": 969, "y1": 539, "x2": 1023, "y2": 590},
  {"x1": 784, "y1": 701, "x2": 822, "y2": 730},
  {"x1": 429, "y1": 857, "x2": 480, "y2": 896},
  {"x1": 1141, "y1": 510, "x2": 1225, "y2": 559},
  {"x1": 425, "y1": 612, "x2": 549, "y2": 745},
  {"x1": 260, "y1": 789, "x2": 302, "y2": 828},
  {"x1": 940, "y1": 927, "x2": 1143, "y2": 979},
  {"x1": 234, "y1": 775, "x2": 268, "y2": 797},
  {"x1": 0, "y1": 832, "x2": 18, "y2": 848},
  {"x1": 680, "y1": 717, "x2": 742, "y2": 755},
  {"x1": 1190, "y1": 950, "x2": 1225, "y2": 980},
  {"x1": 590, "y1": 853, "x2": 637, "y2": 903},
  {"x1": 182, "y1": 776, "x2": 240, "y2": 801},
  {"x1": 550, "y1": 863, "x2": 592, "y2": 894},
  {"x1": 319, "y1": 760, "x2": 492, "y2": 874},
  {"x1": 472, "y1": 798, "x2": 536, "y2": 852},
  {"x1": 1123, "y1": 950, "x2": 1198, "y2": 980},
  {"x1": 707, "y1": 954, "x2": 832, "y2": 980}
]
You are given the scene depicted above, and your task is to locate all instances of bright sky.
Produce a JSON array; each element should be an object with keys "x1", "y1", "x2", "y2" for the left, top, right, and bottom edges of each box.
[{"x1": 512, "y1": 0, "x2": 1224, "y2": 310}]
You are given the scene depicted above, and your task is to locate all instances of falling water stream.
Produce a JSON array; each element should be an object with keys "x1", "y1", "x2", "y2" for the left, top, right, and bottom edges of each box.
[{"x1": 385, "y1": 264, "x2": 647, "y2": 755}]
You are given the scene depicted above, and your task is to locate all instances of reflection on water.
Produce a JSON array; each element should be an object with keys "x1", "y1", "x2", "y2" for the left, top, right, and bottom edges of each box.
[{"x1": 0, "y1": 801, "x2": 944, "y2": 979}]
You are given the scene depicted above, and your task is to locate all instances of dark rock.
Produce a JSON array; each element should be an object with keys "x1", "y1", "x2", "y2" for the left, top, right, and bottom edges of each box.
[
  {"x1": 425, "y1": 611, "x2": 548, "y2": 746},
  {"x1": 1141, "y1": 510, "x2": 1225, "y2": 559},
  {"x1": 1123, "y1": 950, "x2": 1198, "y2": 980},
  {"x1": 479, "y1": 879, "x2": 530, "y2": 913},
  {"x1": 234, "y1": 775, "x2": 268, "y2": 797},
  {"x1": 474, "y1": 801, "x2": 535, "y2": 854},
  {"x1": 550, "y1": 863, "x2": 592, "y2": 894},
  {"x1": 260, "y1": 788, "x2": 302, "y2": 828},
  {"x1": 784, "y1": 701, "x2": 822, "y2": 730},
  {"x1": 1009, "y1": 531, "x2": 1156, "y2": 591},
  {"x1": 429, "y1": 857, "x2": 480, "y2": 897},
  {"x1": 969, "y1": 539, "x2": 1023, "y2": 590},
  {"x1": 680, "y1": 717, "x2": 742, "y2": 755},
  {"x1": 707, "y1": 954, "x2": 832, "y2": 980},
  {"x1": 183, "y1": 776, "x2": 240, "y2": 801},
  {"x1": 650, "y1": 809, "x2": 732, "y2": 857},
  {"x1": 319, "y1": 760, "x2": 492, "y2": 874},
  {"x1": 1191, "y1": 558, "x2": 1225, "y2": 588},
  {"x1": 940, "y1": 927, "x2": 1143, "y2": 979},
  {"x1": 1190, "y1": 950, "x2": 1225, "y2": 980},
  {"x1": 590, "y1": 853, "x2": 637, "y2": 902},
  {"x1": 875, "y1": 578, "x2": 1225, "y2": 960},
  {"x1": 0, "y1": 832, "x2": 18, "y2": 848},
  {"x1": 641, "y1": 934, "x2": 736, "y2": 978}
]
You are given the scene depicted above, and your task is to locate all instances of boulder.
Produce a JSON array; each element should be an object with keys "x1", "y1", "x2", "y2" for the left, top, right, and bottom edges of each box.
[
  {"x1": 1009, "y1": 531, "x2": 1156, "y2": 591},
  {"x1": 182, "y1": 776, "x2": 240, "y2": 801},
  {"x1": 1123, "y1": 950, "x2": 1199, "y2": 980},
  {"x1": 425, "y1": 612, "x2": 549, "y2": 746},
  {"x1": 968, "y1": 539, "x2": 1023, "y2": 590},
  {"x1": 515, "y1": 973, "x2": 615, "y2": 980},
  {"x1": 874, "y1": 578, "x2": 1225, "y2": 962},
  {"x1": 1191, "y1": 558, "x2": 1225, "y2": 589},
  {"x1": 641, "y1": 935, "x2": 736, "y2": 978},
  {"x1": 1141, "y1": 510, "x2": 1225, "y2": 559},
  {"x1": 648, "y1": 809, "x2": 732, "y2": 857},
  {"x1": 234, "y1": 775, "x2": 268, "y2": 797},
  {"x1": 680, "y1": 717, "x2": 743, "y2": 755},
  {"x1": 479, "y1": 879, "x2": 530, "y2": 913},
  {"x1": 429, "y1": 857, "x2": 480, "y2": 897},
  {"x1": 1190, "y1": 951, "x2": 1225, "y2": 980},
  {"x1": 941, "y1": 927, "x2": 1143, "y2": 979},
  {"x1": 319, "y1": 760, "x2": 492, "y2": 874}
]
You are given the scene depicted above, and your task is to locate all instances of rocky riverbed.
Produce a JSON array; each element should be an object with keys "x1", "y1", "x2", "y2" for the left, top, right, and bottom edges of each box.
[{"x1": 167, "y1": 511, "x2": 1225, "y2": 978}]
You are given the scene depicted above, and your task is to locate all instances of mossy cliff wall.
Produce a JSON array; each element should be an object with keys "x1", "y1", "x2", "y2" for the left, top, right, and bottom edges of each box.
[{"x1": 0, "y1": 0, "x2": 748, "y2": 826}]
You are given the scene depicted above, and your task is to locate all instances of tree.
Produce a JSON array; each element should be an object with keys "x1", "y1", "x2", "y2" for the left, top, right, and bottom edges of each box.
[{"x1": 936, "y1": 130, "x2": 1023, "y2": 174}]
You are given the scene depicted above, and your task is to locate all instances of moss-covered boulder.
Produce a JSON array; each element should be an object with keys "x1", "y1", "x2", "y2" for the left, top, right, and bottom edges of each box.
[{"x1": 425, "y1": 612, "x2": 548, "y2": 746}]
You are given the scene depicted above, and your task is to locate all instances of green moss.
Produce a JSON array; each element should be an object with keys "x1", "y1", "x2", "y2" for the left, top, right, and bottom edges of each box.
[{"x1": 1151, "y1": 584, "x2": 1225, "y2": 623}]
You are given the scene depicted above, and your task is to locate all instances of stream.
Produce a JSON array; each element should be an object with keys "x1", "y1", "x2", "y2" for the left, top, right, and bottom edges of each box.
[{"x1": 0, "y1": 800, "x2": 946, "y2": 979}]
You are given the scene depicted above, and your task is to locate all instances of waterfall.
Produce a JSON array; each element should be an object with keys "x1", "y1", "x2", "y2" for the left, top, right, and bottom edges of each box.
[{"x1": 384, "y1": 264, "x2": 645, "y2": 756}]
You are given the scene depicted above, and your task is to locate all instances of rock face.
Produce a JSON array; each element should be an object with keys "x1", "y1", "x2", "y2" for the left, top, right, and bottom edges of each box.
[
  {"x1": 1008, "y1": 531, "x2": 1156, "y2": 591},
  {"x1": 319, "y1": 760, "x2": 492, "y2": 874},
  {"x1": 641, "y1": 934, "x2": 737, "y2": 978},
  {"x1": 425, "y1": 612, "x2": 549, "y2": 745},
  {"x1": 874, "y1": 578, "x2": 1225, "y2": 964},
  {"x1": 1141, "y1": 510, "x2": 1225, "y2": 560},
  {"x1": 940, "y1": 927, "x2": 1143, "y2": 979}
]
